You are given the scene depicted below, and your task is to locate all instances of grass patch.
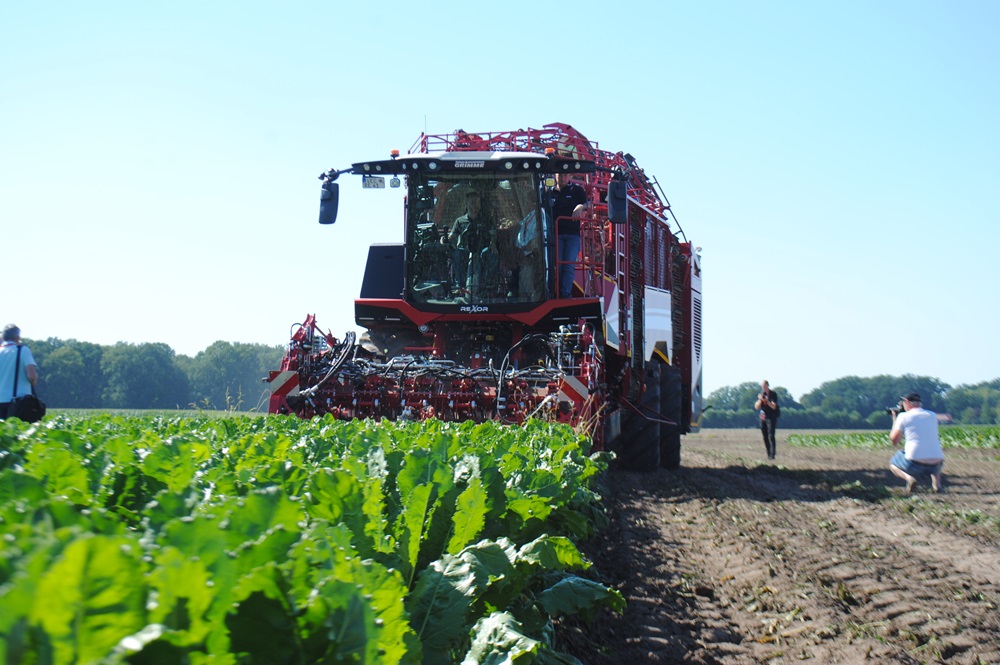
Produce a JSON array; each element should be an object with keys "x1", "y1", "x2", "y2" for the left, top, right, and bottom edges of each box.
[
  {"x1": 50, "y1": 408, "x2": 266, "y2": 419},
  {"x1": 788, "y1": 425, "x2": 1000, "y2": 450},
  {"x1": 895, "y1": 500, "x2": 1000, "y2": 539}
]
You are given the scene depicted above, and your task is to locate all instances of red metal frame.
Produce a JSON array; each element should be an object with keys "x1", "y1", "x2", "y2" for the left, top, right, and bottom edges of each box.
[
  {"x1": 272, "y1": 123, "x2": 694, "y2": 450},
  {"x1": 412, "y1": 123, "x2": 671, "y2": 220}
]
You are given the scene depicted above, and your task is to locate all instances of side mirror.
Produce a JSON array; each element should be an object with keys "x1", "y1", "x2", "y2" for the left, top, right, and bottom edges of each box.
[
  {"x1": 607, "y1": 180, "x2": 627, "y2": 224},
  {"x1": 318, "y1": 181, "x2": 339, "y2": 225}
]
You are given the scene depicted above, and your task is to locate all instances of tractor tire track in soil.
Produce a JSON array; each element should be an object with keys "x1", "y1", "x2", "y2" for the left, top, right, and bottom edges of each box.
[{"x1": 559, "y1": 429, "x2": 1000, "y2": 664}]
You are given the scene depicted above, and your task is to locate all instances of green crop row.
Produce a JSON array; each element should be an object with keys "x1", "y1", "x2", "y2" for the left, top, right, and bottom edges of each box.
[
  {"x1": 0, "y1": 414, "x2": 621, "y2": 664},
  {"x1": 788, "y1": 425, "x2": 1000, "y2": 450}
]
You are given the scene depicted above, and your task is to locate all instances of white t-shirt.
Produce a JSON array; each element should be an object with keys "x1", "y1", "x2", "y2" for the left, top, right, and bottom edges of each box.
[
  {"x1": 893, "y1": 407, "x2": 943, "y2": 461},
  {"x1": 0, "y1": 342, "x2": 37, "y2": 401}
]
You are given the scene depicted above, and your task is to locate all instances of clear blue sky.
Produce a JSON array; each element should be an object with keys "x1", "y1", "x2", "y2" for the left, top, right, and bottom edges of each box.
[{"x1": 3, "y1": 1, "x2": 998, "y2": 400}]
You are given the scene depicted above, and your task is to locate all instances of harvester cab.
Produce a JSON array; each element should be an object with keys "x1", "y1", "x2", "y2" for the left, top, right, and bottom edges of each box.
[{"x1": 319, "y1": 149, "x2": 597, "y2": 308}]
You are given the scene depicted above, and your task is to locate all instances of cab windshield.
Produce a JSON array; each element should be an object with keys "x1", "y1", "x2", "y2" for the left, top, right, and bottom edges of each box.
[{"x1": 406, "y1": 172, "x2": 549, "y2": 307}]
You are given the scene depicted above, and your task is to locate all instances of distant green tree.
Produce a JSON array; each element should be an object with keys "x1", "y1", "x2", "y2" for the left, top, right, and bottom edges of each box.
[
  {"x1": 772, "y1": 387, "x2": 802, "y2": 410},
  {"x1": 20, "y1": 337, "x2": 60, "y2": 399},
  {"x1": 40, "y1": 346, "x2": 86, "y2": 407},
  {"x1": 943, "y1": 386, "x2": 976, "y2": 421},
  {"x1": 102, "y1": 342, "x2": 189, "y2": 408},
  {"x1": 800, "y1": 374, "x2": 950, "y2": 420},
  {"x1": 23, "y1": 338, "x2": 106, "y2": 408},
  {"x1": 72, "y1": 341, "x2": 107, "y2": 405},
  {"x1": 944, "y1": 382, "x2": 1000, "y2": 424},
  {"x1": 706, "y1": 382, "x2": 760, "y2": 411},
  {"x1": 707, "y1": 381, "x2": 802, "y2": 413},
  {"x1": 184, "y1": 341, "x2": 283, "y2": 411}
]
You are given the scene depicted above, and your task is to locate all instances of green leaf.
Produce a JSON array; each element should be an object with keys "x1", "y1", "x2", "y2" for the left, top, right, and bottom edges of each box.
[
  {"x1": 157, "y1": 512, "x2": 242, "y2": 635},
  {"x1": 224, "y1": 488, "x2": 305, "y2": 566},
  {"x1": 408, "y1": 540, "x2": 516, "y2": 662},
  {"x1": 307, "y1": 580, "x2": 382, "y2": 663},
  {"x1": 142, "y1": 486, "x2": 201, "y2": 533},
  {"x1": 29, "y1": 535, "x2": 147, "y2": 664},
  {"x1": 308, "y1": 467, "x2": 368, "y2": 533},
  {"x1": 0, "y1": 539, "x2": 60, "y2": 663},
  {"x1": 288, "y1": 523, "x2": 418, "y2": 665},
  {"x1": 142, "y1": 435, "x2": 209, "y2": 493},
  {"x1": 515, "y1": 536, "x2": 587, "y2": 572},
  {"x1": 397, "y1": 482, "x2": 435, "y2": 585},
  {"x1": 252, "y1": 458, "x2": 310, "y2": 496},
  {"x1": 0, "y1": 469, "x2": 46, "y2": 507},
  {"x1": 26, "y1": 443, "x2": 93, "y2": 504},
  {"x1": 225, "y1": 590, "x2": 300, "y2": 664},
  {"x1": 461, "y1": 611, "x2": 540, "y2": 665},
  {"x1": 388, "y1": 433, "x2": 460, "y2": 569},
  {"x1": 506, "y1": 496, "x2": 554, "y2": 524},
  {"x1": 360, "y1": 448, "x2": 394, "y2": 555},
  {"x1": 105, "y1": 624, "x2": 187, "y2": 663},
  {"x1": 537, "y1": 577, "x2": 625, "y2": 622},
  {"x1": 448, "y1": 478, "x2": 488, "y2": 555},
  {"x1": 237, "y1": 488, "x2": 303, "y2": 537},
  {"x1": 147, "y1": 546, "x2": 216, "y2": 644},
  {"x1": 159, "y1": 510, "x2": 232, "y2": 565}
]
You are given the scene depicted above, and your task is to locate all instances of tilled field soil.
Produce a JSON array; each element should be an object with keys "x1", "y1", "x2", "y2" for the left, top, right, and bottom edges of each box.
[{"x1": 560, "y1": 429, "x2": 1000, "y2": 664}]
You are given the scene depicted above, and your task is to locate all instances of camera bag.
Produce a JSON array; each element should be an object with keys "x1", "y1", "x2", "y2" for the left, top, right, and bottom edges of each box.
[{"x1": 8, "y1": 345, "x2": 45, "y2": 423}]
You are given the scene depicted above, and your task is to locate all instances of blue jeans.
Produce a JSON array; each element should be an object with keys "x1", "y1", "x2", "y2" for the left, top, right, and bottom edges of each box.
[
  {"x1": 890, "y1": 450, "x2": 942, "y2": 477},
  {"x1": 557, "y1": 234, "x2": 581, "y2": 298}
]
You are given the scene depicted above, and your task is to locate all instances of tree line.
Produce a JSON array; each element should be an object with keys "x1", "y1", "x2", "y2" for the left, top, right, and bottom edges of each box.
[
  {"x1": 703, "y1": 374, "x2": 1000, "y2": 429},
  {"x1": 23, "y1": 338, "x2": 284, "y2": 412},
  {"x1": 18, "y1": 340, "x2": 1000, "y2": 426}
]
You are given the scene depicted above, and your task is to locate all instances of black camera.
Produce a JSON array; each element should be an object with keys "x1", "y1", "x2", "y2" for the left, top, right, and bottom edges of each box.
[{"x1": 884, "y1": 401, "x2": 904, "y2": 416}]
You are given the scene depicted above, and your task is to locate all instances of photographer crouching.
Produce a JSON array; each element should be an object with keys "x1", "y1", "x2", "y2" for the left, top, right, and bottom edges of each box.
[{"x1": 888, "y1": 392, "x2": 944, "y2": 493}]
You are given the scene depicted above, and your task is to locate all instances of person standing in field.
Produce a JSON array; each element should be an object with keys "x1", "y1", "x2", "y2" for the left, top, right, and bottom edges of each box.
[
  {"x1": 0, "y1": 324, "x2": 39, "y2": 420},
  {"x1": 889, "y1": 392, "x2": 944, "y2": 493},
  {"x1": 755, "y1": 380, "x2": 780, "y2": 460}
]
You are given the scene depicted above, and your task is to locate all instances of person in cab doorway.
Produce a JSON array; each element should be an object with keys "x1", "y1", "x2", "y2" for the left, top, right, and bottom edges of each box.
[
  {"x1": 755, "y1": 380, "x2": 780, "y2": 459},
  {"x1": 448, "y1": 190, "x2": 485, "y2": 292},
  {"x1": 889, "y1": 392, "x2": 944, "y2": 493},
  {"x1": 550, "y1": 172, "x2": 590, "y2": 298}
]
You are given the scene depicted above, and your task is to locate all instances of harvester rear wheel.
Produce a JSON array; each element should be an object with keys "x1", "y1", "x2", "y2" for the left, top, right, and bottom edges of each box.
[
  {"x1": 660, "y1": 364, "x2": 682, "y2": 469},
  {"x1": 616, "y1": 362, "x2": 661, "y2": 471}
]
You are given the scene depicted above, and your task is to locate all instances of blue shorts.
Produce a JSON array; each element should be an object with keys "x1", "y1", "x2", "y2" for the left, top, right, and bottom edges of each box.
[{"x1": 890, "y1": 450, "x2": 941, "y2": 477}]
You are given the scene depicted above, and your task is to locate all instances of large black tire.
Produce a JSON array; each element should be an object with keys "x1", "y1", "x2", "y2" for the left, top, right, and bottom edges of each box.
[
  {"x1": 660, "y1": 364, "x2": 682, "y2": 469},
  {"x1": 616, "y1": 363, "x2": 661, "y2": 471}
]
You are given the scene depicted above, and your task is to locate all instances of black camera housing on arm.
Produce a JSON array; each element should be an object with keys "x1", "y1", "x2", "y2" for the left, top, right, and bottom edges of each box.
[{"x1": 884, "y1": 401, "x2": 904, "y2": 416}]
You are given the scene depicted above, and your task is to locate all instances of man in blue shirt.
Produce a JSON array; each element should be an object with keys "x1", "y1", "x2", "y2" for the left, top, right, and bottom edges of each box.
[{"x1": 0, "y1": 324, "x2": 39, "y2": 420}]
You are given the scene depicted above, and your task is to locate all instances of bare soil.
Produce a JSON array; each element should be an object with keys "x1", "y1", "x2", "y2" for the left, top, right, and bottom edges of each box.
[{"x1": 559, "y1": 429, "x2": 1000, "y2": 664}]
